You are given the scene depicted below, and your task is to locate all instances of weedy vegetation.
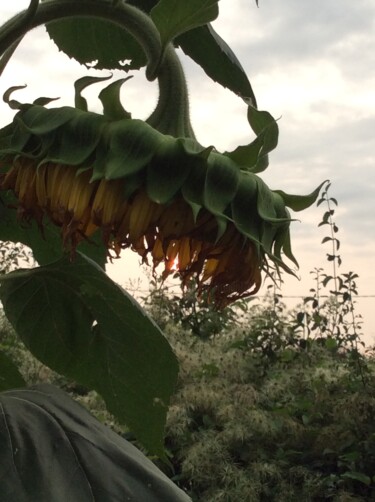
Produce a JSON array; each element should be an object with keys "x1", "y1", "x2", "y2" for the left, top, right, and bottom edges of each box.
[
  {"x1": 144, "y1": 186, "x2": 375, "y2": 501},
  {"x1": 1, "y1": 186, "x2": 373, "y2": 501}
]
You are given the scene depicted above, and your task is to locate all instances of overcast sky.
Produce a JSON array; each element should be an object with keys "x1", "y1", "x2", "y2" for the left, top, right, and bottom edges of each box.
[{"x1": 0, "y1": 0, "x2": 374, "y2": 342}]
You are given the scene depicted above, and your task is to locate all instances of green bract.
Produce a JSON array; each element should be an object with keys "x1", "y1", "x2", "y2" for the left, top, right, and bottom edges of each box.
[{"x1": 0, "y1": 79, "x2": 324, "y2": 287}]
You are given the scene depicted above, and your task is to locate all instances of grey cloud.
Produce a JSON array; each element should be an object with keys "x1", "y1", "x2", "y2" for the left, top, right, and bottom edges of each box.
[{"x1": 230, "y1": 0, "x2": 375, "y2": 70}]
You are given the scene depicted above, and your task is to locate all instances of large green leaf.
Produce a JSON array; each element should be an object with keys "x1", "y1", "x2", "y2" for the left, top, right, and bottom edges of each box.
[
  {"x1": 0, "y1": 384, "x2": 191, "y2": 501},
  {"x1": 151, "y1": 0, "x2": 219, "y2": 48},
  {"x1": 0, "y1": 253, "x2": 179, "y2": 455},
  {"x1": 0, "y1": 351, "x2": 26, "y2": 391}
]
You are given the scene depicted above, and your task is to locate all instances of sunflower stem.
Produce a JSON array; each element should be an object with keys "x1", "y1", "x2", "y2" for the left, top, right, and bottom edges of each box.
[
  {"x1": 147, "y1": 44, "x2": 196, "y2": 139},
  {"x1": 0, "y1": 0, "x2": 195, "y2": 139},
  {"x1": 0, "y1": 0, "x2": 162, "y2": 80},
  {"x1": 0, "y1": 40, "x2": 21, "y2": 77}
]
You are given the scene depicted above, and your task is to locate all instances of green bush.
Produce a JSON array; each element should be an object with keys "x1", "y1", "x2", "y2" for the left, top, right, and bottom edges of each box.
[{"x1": 157, "y1": 322, "x2": 375, "y2": 501}]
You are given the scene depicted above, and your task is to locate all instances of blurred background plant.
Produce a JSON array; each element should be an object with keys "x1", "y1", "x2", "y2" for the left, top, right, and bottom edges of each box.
[{"x1": 141, "y1": 275, "x2": 249, "y2": 339}]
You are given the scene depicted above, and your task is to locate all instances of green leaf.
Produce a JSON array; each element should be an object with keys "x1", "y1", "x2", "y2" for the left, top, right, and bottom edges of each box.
[
  {"x1": 214, "y1": 214, "x2": 228, "y2": 243},
  {"x1": 181, "y1": 157, "x2": 207, "y2": 208},
  {"x1": 146, "y1": 137, "x2": 194, "y2": 204},
  {"x1": 275, "y1": 181, "x2": 328, "y2": 212},
  {"x1": 16, "y1": 105, "x2": 77, "y2": 135},
  {"x1": 151, "y1": 0, "x2": 219, "y2": 47},
  {"x1": 247, "y1": 105, "x2": 277, "y2": 136},
  {"x1": 325, "y1": 337, "x2": 337, "y2": 350},
  {"x1": 231, "y1": 172, "x2": 261, "y2": 245},
  {"x1": 45, "y1": 0, "x2": 255, "y2": 101},
  {"x1": 204, "y1": 153, "x2": 240, "y2": 214},
  {"x1": 0, "y1": 253, "x2": 178, "y2": 455},
  {"x1": 224, "y1": 107, "x2": 279, "y2": 175},
  {"x1": 44, "y1": 112, "x2": 107, "y2": 165},
  {"x1": 74, "y1": 74, "x2": 113, "y2": 111},
  {"x1": 272, "y1": 192, "x2": 293, "y2": 220},
  {"x1": 178, "y1": 142, "x2": 212, "y2": 213},
  {"x1": 260, "y1": 221, "x2": 278, "y2": 254},
  {"x1": 46, "y1": 17, "x2": 146, "y2": 71},
  {"x1": 0, "y1": 123, "x2": 15, "y2": 150},
  {"x1": 273, "y1": 223, "x2": 299, "y2": 269},
  {"x1": 0, "y1": 211, "x2": 64, "y2": 265},
  {"x1": 104, "y1": 119, "x2": 162, "y2": 179},
  {"x1": 0, "y1": 384, "x2": 191, "y2": 501},
  {"x1": 341, "y1": 471, "x2": 371, "y2": 486},
  {"x1": 99, "y1": 78, "x2": 133, "y2": 120},
  {"x1": 177, "y1": 24, "x2": 257, "y2": 103},
  {"x1": 2, "y1": 85, "x2": 27, "y2": 110},
  {"x1": 256, "y1": 177, "x2": 277, "y2": 221},
  {"x1": 131, "y1": 0, "x2": 257, "y2": 101},
  {"x1": 224, "y1": 134, "x2": 264, "y2": 171},
  {"x1": 0, "y1": 351, "x2": 26, "y2": 391},
  {"x1": 246, "y1": 106, "x2": 279, "y2": 172}
]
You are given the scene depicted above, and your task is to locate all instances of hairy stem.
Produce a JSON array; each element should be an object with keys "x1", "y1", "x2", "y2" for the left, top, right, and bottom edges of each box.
[
  {"x1": 0, "y1": 0, "x2": 196, "y2": 138},
  {"x1": 0, "y1": 0, "x2": 162, "y2": 80},
  {"x1": 147, "y1": 44, "x2": 195, "y2": 138}
]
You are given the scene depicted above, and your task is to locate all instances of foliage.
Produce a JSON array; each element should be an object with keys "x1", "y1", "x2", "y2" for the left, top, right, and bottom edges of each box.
[
  {"x1": 4, "y1": 281, "x2": 374, "y2": 501},
  {"x1": 142, "y1": 276, "x2": 249, "y2": 339},
  {"x1": 223, "y1": 183, "x2": 367, "y2": 379},
  {"x1": 43, "y1": 0, "x2": 257, "y2": 102},
  {"x1": 301, "y1": 183, "x2": 363, "y2": 348},
  {"x1": 0, "y1": 252, "x2": 178, "y2": 454},
  {"x1": 0, "y1": 0, "x2": 325, "y2": 499},
  {"x1": 159, "y1": 325, "x2": 375, "y2": 501},
  {"x1": 132, "y1": 185, "x2": 373, "y2": 500}
]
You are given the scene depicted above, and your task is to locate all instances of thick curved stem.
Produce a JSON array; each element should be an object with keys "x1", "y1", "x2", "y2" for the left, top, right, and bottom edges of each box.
[
  {"x1": 147, "y1": 44, "x2": 196, "y2": 139},
  {"x1": 0, "y1": 0, "x2": 196, "y2": 139},
  {"x1": 0, "y1": 0, "x2": 161, "y2": 80}
]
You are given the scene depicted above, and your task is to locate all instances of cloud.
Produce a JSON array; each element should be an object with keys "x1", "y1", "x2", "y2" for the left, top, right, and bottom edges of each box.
[{"x1": 216, "y1": 0, "x2": 375, "y2": 72}]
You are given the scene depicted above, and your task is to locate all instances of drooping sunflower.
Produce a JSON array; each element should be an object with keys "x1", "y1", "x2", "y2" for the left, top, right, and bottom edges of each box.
[{"x1": 0, "y1": 5, "x2": 324, "y2": 307}]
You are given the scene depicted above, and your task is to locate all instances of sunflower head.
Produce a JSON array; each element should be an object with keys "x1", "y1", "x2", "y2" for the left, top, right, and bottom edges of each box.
[{"x1": 0, "y1": 79, "x2": 325, "y2": 307}]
